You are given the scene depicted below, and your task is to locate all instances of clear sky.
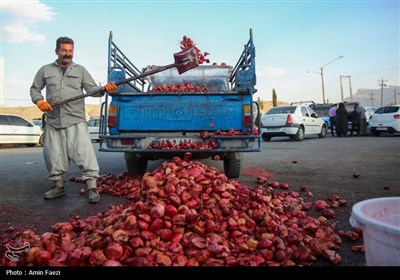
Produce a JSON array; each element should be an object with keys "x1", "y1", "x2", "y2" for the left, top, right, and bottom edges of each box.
[{"x1": 1, "y1": 0, "x2": 399, "y2": 107}]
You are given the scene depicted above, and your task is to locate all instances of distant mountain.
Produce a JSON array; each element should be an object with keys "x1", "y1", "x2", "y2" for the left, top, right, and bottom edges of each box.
[
  {"x1": 259, "y1": 101, "x2": 289, "y2": 114},
  {"x1": 0, "y1": 105, "x2": 102, "y2": 121},
  {"x1": 344, "y1": 85, "x2": 400, "y2": 107}
]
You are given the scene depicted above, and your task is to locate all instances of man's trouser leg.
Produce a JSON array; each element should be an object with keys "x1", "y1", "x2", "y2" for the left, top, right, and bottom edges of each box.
[
  {"x1": 66, "y1": 122, "x2": 100, "y2": 203},
  {"x1": 43, "y1": 125, "x2": 68, "y2": 199}
]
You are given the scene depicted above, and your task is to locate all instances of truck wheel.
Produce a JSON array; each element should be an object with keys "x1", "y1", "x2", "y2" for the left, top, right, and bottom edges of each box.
[
  {"x1": 294, "y1": 127, "x2": 304, "y2": 141},
  {"x1": 223, "y1": 153, "x2": 242, "y2": 178},
  {"x1": 126, "y1": 158, "x2": 148, "y2": 177}
]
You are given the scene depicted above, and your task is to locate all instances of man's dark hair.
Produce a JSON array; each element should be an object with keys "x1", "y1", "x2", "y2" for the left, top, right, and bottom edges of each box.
[{"x1": 56, "y1": 37, "x2": 74, "y2": 51}]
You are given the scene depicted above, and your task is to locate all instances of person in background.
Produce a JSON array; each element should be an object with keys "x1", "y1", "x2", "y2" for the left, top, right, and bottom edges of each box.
[
  {"x1": 358, "y1": 104, "x2": 368, "y2": 136},
  {"x1": 328, "y1": 103, "x2": 337, "y2": 136},
  {"x1": 30, "y1": 36, "x2": 117, "y2": 203},
  {"x1": 335, "y1": 102, "x2": 348, "y2": 137},
  {"x1": 350, "y1": 104, "x2": 361, "y2": 136}
]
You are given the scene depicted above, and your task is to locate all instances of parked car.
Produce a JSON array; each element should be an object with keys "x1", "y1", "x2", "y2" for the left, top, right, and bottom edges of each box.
[
  {"x1": 32, "y1": 113, "x2": 46, "y2": 145},
  {"x1": 0, "y1": 114, "x2": 42, "y2": 147},
  {"x1": 32, "y1": 119, "x2": 43, "y2": 128},
  {"x1": 364, "y1": 106, "x2": 377, "y2": 123},
  {"x1": 368, "y1": 105, "x2": 400, "y2": 136},
  {"x1": 260, "y1": 105, "x2": 327, "y2": 141},
  {"x1": 87, "y1": 118, "x2": 101, "y2": 142},
  {"x1": 32, "y1": 119, "x2": 45, "y2": 146},
  {"x1": 344, "y1": 102, "x2": 377, "y2": 135},
  {"x1": 87, "y1": 118, "x2": 108, "y2": 142},
  {"x1": 309, "y1": 103, "x2": 332, "y2": 130}
]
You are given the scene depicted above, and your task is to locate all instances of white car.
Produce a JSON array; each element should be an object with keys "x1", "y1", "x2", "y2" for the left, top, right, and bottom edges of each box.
[
  {"x1": 260, "y1": 105, "x2": 327, "y2": 141},
  {"x1": 87, "y1": 118, "x2": 108, "y2": 142},
  {"x1": 368, "y1": 105, "x2": 400, "y2": 136},
  {"x1": 364, "y1": 106, "x2": 377, "y2": 123},
  {"x1": 346, "y1": 104, "x2": 376, "y2": 123},
  {"x1": 32, "y1": 119, "x2": 46, "y2": 146},
  {"x1": 32, "y1": 119, "x2": 43, "y2": 128},
  {"x1": 0, "y1": 114, "x2": 42, "y2": 147}
]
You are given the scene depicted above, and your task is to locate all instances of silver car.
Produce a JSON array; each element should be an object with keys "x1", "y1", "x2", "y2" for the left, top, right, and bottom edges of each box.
[
  {"x1": 87, "y1": 118, "x2": 101, "y2": 142},
  {"x1": 87, "y1": 118, "x2": 109, "y2": 142},
  {"x1": 260, "y1": 105, "x2": 327, "y2": 141}
]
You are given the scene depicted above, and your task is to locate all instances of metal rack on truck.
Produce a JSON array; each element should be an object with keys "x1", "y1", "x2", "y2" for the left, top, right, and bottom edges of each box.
[{"x1": 98, "y1": 29, "x2": 261, "y2": 178}]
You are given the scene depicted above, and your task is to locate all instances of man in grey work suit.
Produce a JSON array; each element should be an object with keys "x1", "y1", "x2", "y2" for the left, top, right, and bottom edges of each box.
[{"x1": 30, "y1": 36, "x2": 117, "y2": 203}]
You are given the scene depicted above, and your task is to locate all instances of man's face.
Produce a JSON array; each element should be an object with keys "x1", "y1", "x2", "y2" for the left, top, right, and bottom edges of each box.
[{"x1": 56, "y1": 43, "x2": 74, "y2": 66}]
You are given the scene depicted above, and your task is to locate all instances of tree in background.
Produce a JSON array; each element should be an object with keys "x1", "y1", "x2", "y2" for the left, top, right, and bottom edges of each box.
[
  {"x1": 272, "y1": 88, "x2": 278, "y2": 107},
  {"x1": 254, "y1": 96, "x2": 264, "y2": 127},
  {"x1": 257, "y1": 96, "x2": 265, "y2": 112}
]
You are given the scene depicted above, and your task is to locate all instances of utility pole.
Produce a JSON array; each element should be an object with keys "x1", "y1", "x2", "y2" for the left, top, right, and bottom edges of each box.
[
  {"x1": 320, "y1": 66, "x2": 326, "y2": 104},
  {"x1": 348, "y1": 76, "x2": 353, "y2": 101},
  {"x1": 369, "y1": 91, "x2": 375, "y2": 107},
  {"x1": 395, "y1": 89, "x2": 398, "y2": 104},
  {"x1": 307, "y1": 56, "x2": 343, "y2": 104},
  {"x1": 320, "y1": 56, "x2": 344, "y2": 104},
  {"x1": 340, "y1": 75, "x2": 352, "y2": 101},
  {"x1": 340, "y1": 76, "x2": 344, "y2": 101},
  {"x1": 378, "y1": 78, "x2": 388, "y2": 106}
]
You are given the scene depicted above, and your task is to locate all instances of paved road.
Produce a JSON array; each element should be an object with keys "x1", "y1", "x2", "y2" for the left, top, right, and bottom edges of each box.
[{"x1": 1, "y1": 134, "x2": 399, "y2": 266}]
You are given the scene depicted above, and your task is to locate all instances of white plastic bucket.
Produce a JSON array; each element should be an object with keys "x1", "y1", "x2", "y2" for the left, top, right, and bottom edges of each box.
[{"x1": 350, "y1": 197, "x2": 400, "y2": 266}]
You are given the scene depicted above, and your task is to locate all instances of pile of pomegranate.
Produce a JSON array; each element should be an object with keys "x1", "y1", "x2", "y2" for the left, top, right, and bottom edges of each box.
[
  {"x1": 0, "y1": 155, "x2": 357, "y2": 267},
  {"x1": 145, "y1": 130, "x2": 257, "y2": 150},
  {"x1": 147, "y1": 140, "x2": 218, "y2": 151},
  {"x1": 151, "y1": 83, "x2": 209, "y2": 93},
  {"x1": 150, "y1": 36, "x2": 231, "y2": 94},
  {"x1": 180, "y1": 36, "x2": 210, "y2": 65}
]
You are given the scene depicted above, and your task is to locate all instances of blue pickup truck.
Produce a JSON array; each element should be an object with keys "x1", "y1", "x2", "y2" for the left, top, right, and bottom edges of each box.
[{"x1": 98, "y1": 30, "x2": 261, "y2": 178}]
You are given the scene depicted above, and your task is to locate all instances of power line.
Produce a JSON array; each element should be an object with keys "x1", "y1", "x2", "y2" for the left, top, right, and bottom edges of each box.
[{"x1": 351, "y1": 66, "x2": 399, "y2": 77}]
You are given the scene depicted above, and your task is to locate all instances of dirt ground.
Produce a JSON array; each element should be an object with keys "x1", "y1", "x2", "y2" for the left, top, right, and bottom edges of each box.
[{"x1": 0, "y1": 134, "x2": 399, "y2": 269}]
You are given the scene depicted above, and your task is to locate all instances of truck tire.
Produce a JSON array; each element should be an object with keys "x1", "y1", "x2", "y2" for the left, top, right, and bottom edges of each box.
[
  {"x1": 223, "y1": 153, "x2": 242, "y2": 179},
  {"x1": 125, "y1": 157, "x2": 148, "y2": 177}
]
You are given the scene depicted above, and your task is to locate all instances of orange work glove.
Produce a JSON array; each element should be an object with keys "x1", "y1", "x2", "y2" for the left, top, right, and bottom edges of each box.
[
  {"x1": 36, "y1": 100, "x2": 53, "y2": 112},
  {"x1": 103, "y1": 82, "x2": 117, "y2": 93}
]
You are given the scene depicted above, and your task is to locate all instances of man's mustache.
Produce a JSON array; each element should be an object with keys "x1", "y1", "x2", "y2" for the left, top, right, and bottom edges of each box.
[{"x1": 63, "y1": 55, "x2": 72, "y2": 59}]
